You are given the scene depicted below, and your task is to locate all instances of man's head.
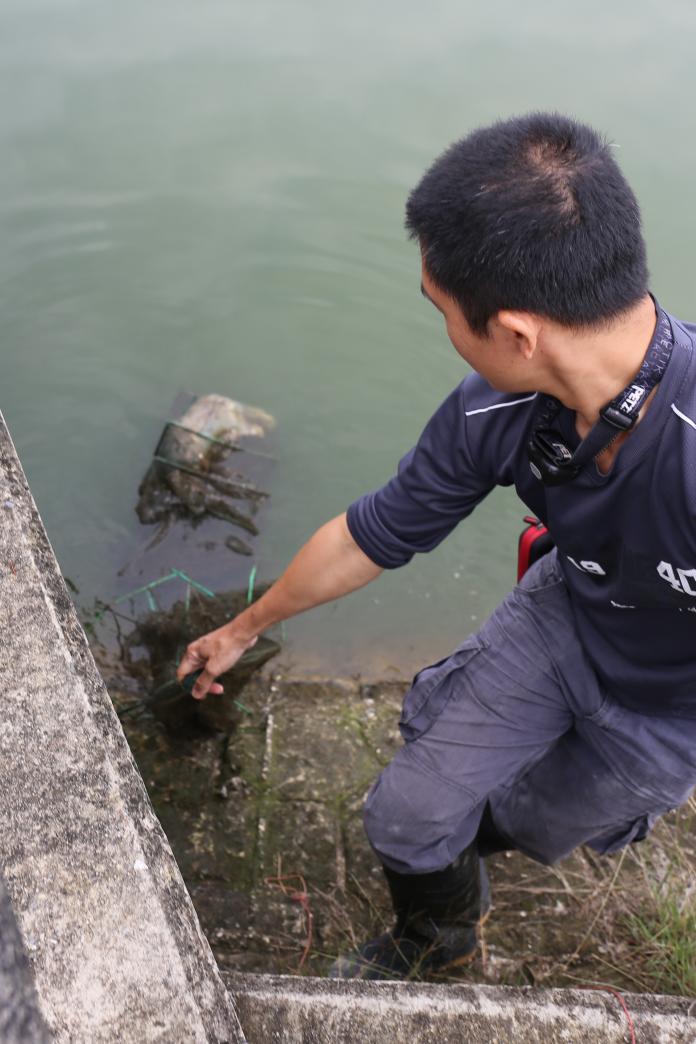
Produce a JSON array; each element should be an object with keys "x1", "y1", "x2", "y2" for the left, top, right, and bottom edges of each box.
[{"x1": 407, "y1": 113, "x2": 649, "y2": 387}]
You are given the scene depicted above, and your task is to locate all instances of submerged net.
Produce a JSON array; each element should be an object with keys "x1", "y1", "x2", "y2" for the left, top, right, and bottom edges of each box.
[{"x1": 89, "y1": 568, "x2": 279, "y2": 733}]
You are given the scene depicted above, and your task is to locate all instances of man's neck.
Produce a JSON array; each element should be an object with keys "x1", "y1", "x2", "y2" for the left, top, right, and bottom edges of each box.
[{"x1": 540, "y1": 294, "x2": 659, "y2": 431}]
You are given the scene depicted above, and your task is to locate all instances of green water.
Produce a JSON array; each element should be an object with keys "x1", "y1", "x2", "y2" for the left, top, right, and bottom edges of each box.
[{"x1": 2, "y1": 0, "x2": 695, "y2": 676}]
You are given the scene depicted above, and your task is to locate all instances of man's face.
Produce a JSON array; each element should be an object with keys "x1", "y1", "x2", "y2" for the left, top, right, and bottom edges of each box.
[{"x1": 420, "y1": 264, "x2": 532, "y2": 392}]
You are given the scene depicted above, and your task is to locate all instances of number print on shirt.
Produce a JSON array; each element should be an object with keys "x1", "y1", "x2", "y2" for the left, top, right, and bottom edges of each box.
[
  {"x1": 567, "y1": 557, "x2": 607, "y2": 576},
  {"x1": 657, "y1": 560, "x2": 696, "y2": 596}
]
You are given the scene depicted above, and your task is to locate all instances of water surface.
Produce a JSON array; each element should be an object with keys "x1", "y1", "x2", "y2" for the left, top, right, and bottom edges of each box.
[{"x1": 2, "y1": 0, "x2": 695, "y2": 675}]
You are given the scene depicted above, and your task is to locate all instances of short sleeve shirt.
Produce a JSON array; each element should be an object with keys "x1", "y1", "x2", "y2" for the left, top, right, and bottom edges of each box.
[{"x1": 347, "y1": 308, "x2": 696, "y2": 716}]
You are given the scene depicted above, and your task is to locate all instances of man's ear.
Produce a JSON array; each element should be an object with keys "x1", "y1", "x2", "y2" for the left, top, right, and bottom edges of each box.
[{"x1": 496, "y1": 310, "x2": 543, "y2": 360}]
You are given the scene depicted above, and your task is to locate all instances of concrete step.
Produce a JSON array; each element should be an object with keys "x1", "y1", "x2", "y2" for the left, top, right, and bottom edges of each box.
[{"x1": 226, "y1": 971, "x2": 696, "y2": 1044}]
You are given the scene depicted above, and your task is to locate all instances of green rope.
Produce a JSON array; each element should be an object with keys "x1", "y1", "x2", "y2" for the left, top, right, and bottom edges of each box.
[
  {"x1": 161, "y1": 420, "x2": 276, "y2": 460},
  {"x1": 170, "y1": 569, "x2": 215, "y2": 598},
  {"x1": 246, "y1": 565, "x2": 257, "y2": 605},
  {"x1": 162, "y1": 420, "x2": 242, "y2": 451},
  {"x1": 114, "y1": 571, "x2": 178, "y2": 603},
  {"x1": 115, "y1": 568, "x2": 214, "y2": 605}
]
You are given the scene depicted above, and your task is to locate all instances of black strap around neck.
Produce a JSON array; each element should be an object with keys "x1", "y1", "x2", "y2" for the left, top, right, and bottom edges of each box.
[{"x1": 528, "y1": 301, "x2": 674, "y2": 484}]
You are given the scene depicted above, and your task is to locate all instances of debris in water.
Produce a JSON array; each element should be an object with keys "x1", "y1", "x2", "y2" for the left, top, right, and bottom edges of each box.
[
  {"x1": 136, "y1": 394, "x2": 275, "y2": 539},
  {"x1": 119, "y1": 581, "x2": 280, "y2": 734},
  {"x1": 225, "y1": 534, "x2": 253, "y2": 556}
]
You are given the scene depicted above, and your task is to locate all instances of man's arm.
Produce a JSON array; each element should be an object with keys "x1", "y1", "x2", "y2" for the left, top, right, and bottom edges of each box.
[
  {"x1": 178, "y1": 376, "x2": 508, "y2": 700},
  {"x1": 177, "y1": 513, "x2": 382, "y2": 699}
]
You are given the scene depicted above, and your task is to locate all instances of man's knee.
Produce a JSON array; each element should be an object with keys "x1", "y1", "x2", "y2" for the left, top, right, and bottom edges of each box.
[{"x1": 362, "y1": 750, "x2": 482, "y2": 873}]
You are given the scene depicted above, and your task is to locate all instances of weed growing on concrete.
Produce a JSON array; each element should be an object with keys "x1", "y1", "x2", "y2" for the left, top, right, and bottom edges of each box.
[
  {"x1": 619, "y1": 800, "x2": 696, "y2": 997},
  {"x1": 625, "y1": 891, "x2": 696, "y2": 996}
]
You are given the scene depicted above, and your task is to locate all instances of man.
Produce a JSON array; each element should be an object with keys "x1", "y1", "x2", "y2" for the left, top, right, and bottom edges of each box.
[{"x1": 178, "y1": 112, "x2": 696, "y2": 980}]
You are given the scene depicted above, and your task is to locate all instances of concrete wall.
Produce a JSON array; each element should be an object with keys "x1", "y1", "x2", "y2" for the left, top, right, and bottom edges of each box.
[{"x1": 0, "y1": 413, "x2": 244, "y2": 1042}]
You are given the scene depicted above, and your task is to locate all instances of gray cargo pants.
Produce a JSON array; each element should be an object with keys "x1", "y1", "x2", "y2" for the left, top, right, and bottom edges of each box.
[{"x1": 364, "y1": 550, "x2": 696, "y2": 872}]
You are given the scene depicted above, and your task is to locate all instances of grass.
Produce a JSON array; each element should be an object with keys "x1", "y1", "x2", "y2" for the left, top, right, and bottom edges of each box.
[
  {"x1": 625, "y1": 892, "x2": 696, "y2": 996},
  {"x1": 619, "y1": 799, "x2": 696, "y2": 997},
  {"x1": 297, "y1": 803, "x2": 696, "y2": 996}
]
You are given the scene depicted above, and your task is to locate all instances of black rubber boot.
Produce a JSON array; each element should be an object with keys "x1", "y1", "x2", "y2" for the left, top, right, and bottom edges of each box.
[{"x1": 329, "y1": 844, "x2": 490, "y2": 981}]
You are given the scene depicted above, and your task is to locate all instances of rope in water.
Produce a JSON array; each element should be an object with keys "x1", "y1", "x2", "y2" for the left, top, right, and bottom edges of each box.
[
  {"x1": 246, "y1": 565, "x2": 257, "y2": 605},
  {"x1": 152, "y1": 454, "x2": 266, "y2": 500},
  {"x1": 161, "y1": 419, "x2": 242, "y2": 450},
  {"x1": 114, "y1": 569, "x2": 215, "y2": 606},
  {"x1": 159, "y1": 420, "x2": 276, "y2": 460}
]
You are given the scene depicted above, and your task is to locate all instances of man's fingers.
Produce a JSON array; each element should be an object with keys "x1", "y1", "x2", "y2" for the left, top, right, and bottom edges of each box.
[
  {"x1": 178, "y1": 628, "x2": 258, "y2": 694},
  {"x1": 177, "y1": 646, "x2": 204, "y2": 681},
  {"x1": 192, "y1": 669, "x2": 217, "y2": 701}
]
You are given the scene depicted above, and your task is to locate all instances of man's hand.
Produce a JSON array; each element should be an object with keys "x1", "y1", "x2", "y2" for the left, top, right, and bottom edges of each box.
[
  {"x1": 177, "y1": 514, "x2": 382, "y2": 702},
  {"x1": 177, "y1": 624, "x2": 258, "y2": 700}
]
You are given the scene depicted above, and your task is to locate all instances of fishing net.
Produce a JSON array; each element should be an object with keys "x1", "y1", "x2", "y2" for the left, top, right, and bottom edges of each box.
[
  {"x1": 137, "y1": 420, "x2": 272, "y2": 532},
  {"x1": 90, "y1": 567, "x2": 280, "y2": 733}
]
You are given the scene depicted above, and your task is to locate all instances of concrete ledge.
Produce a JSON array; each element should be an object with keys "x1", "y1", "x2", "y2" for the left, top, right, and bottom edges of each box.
[
  {"x1": 0, "y1": 413, "x2": 244, "y2": 1041},
  {"x1": 226, "y1": 972, "x2": 696, "y2": 1043}
]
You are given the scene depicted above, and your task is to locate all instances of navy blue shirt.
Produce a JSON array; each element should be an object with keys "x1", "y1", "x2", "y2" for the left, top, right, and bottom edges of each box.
[{"x1": 347, "y1": 308, "x2": 696, "y2": 717}]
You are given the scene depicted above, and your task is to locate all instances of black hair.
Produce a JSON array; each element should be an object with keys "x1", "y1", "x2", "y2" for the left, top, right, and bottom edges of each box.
[{"x1": 405, "y1": 112, "x2": 649, "y2": 335}]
